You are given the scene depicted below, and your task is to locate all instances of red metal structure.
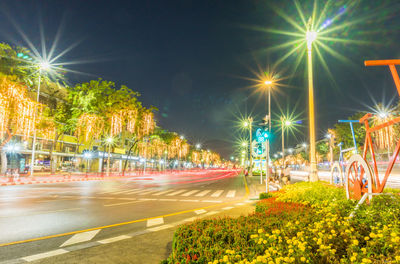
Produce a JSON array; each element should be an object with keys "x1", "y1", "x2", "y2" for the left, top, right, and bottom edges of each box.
[{"x1": 345, "y1": 60, "x2": 400, "y2": 199}]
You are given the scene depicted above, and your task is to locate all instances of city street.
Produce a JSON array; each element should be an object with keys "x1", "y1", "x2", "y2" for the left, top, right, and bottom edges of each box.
[{"x1": 0, "y1": 169, "x2": 247, "y2": 263}]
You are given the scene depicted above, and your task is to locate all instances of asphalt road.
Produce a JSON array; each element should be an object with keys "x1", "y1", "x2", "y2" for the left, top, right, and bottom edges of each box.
[{"x1": 0, "y1": 169, "x2": 247, "y2": 263}]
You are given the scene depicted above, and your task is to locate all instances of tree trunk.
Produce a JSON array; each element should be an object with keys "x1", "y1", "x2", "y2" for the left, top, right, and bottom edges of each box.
[
  {"x1": 123, "y1": 139, "x2": 137, "y2": 176},
  {"x1": 0, "y1": 148, "x2": 7, "y2": 174},
  {"x1": 49, "y1": 131, "x2": 61, "y2": 174}
]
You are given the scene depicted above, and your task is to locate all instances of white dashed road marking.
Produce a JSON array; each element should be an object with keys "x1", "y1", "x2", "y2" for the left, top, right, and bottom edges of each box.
[
  {"x1": 98, "y1": 235, "x2": 131, "y2": 244},
  {"x1": 195, "y1": 190, "x2": 211, "y2": 197},
  {"x1": 222, "y1": 206, "x2": 234, "y2": 210},
  {"x1": 147, "y1": 217, "x2": 164, "y2": 227},
  {"x1": 22, "y1": 249, "x2": 68, "y2": 262},
  {"x1": 195, "y1": 209, "x2": 207, "y2": 215},
  {"x1": 147, "y1": 224, "x2": 173, "y2": 232},
  {"x1": 211, "y1": 190, "x2": 224, "y2": 197},
  {"x1": 60, "y1": 230, "x2": 100, "y2": 247},
  {"x1": 226, "y1": 190, "x2": 236, "y2": 198}
]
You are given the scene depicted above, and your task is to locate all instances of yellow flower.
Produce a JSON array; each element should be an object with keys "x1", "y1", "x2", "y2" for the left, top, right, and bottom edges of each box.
[
  {"x1": 350, "y1": 256, "x2": 356, "y2": 262},
  {"x1": 361, "y1": 248, "x2": 367, "y2": 254},
  {"x1": 300, "y1": 257, "x2": 306, "y2": 262},
  {"x1": 364, "y1": 236, "x2": 370, "y2": 241},
  {"x1": 361, "y1": 258, "x2": 372, "y2": 263},
  {"x1": 258, "y1": 229, "x2": 264, "y2": 234},
  {"x1": 352, "y1": 240, "x2": 359, "y2": 246}
]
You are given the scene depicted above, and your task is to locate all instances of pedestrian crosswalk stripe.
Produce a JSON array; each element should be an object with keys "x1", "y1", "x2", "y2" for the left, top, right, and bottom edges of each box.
[
  {"x1": 211, "y1": 190, "x2": 224, "y2": 197},
  {"x1": 181, "y1": 190, "x2": 199, "y2": 196},
  {"x1": 226, "y1": 190, "x2": 236, "y2": 198},
  {"x1": 110, "y1": 190, "x2": 138, "y2": 195},
  {"x1": 60, "y1": 230, "x2": 100, "y2": 247},
  {"x1": 195, "y1": 190, "x2": 211, "y2": 197},
  {"x1": 147, "y1": 217, "x2": 164, "y2": 227},
  {"x1": 166, "y1": 190, "x2": 187, "y2": 196},
  {"x1": 152, "y1": 190, "x2": 174, "y2": 196},
  {"x1": 137, "y1": 189, "x2": 158, "y2": 195},
  {"x1": 124, "y1": 189, "x2": 145, "y2": 194}
]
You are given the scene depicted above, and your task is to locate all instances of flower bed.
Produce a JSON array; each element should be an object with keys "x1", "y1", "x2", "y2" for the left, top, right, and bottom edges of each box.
[{"x1": 164, "y1": 182, "x2": 400, "y2": 264}]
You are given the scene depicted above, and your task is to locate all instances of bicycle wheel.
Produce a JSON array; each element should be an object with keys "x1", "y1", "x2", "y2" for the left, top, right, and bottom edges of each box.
[
  {"x1": 330, "y1": 162, "x2": 342, "y2": 185},
  {"x1": 345, "y1": 154, "x2": 373, "y2": 200}
]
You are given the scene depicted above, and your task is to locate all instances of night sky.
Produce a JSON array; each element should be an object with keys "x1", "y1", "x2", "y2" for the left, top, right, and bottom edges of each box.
[{"x1": 1, "y1": 0, "x2": 400, "y2": 158}]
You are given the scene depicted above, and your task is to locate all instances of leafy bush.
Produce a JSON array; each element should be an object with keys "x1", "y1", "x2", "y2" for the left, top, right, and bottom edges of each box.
[
  {"x1": 259, "y1": 192, "x2": 273, "y2": 200},
  {"x1": 164, "y1": 182, "x2": 400, "y2": 264}
]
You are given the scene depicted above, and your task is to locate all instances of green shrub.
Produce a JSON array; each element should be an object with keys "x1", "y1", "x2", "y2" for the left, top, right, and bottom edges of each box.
[
  {"x1": 259, "y1": 192, "x2": 273, "y2": 200},
  {"x1": 165, "y1": 182, "x2": 400, "y2": 264}
]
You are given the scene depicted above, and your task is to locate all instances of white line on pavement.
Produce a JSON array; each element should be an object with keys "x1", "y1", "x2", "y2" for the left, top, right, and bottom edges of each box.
[
  {"x1": 147, "y1": 224, "x2": 173, "y2": 232},
  {"x1": 60, "y1": 230, "x2": 101, "y2": 247},
  {"x1": 98, "y1": 235, "x2": 132, "y2": 244},
  {"x1": 195, "y1": 209, "x2": 207, "y2": 215},
  {"x1": 180, "y1": 199, "x2": 199, "y2": 202},
  {"x1": 137, "y1": 189, "x2": 159, "y2": 195},
  {"x1": 152, "y1": 190, "x2": 174, "y2": 196},
  {"x1": 202, "y1": 200, "x2": 222, "y2": 203},
  {"x1": 22, "y1": 249, "x2": 69, "y2": 262},
  {"x1": 235, "y1": 203, "x2": 245, "y2": 206},
  {"x1": 181, "y1": 190, "x2": 200, "y2": 196},
  {"x1": 226, "y1": 190, "x2": 236, "y2": 198},
  {"x1": 147, "y1": 217, "x2": 164, "y2": 227},
  {"x1": 159, "y1": 198, "x2": 178, "y2": 201},
  {"x1": 104, "y1": 201, "x2": 142, "y2": 207},
  {"x1": 211, "y1": 190, "x2": 224, "y2": 197},
  {"x1": 166, "y1": 190, "x2": 187, "y2": 196},
  {"x1": 195, "y1": 190, "x2": 211, "y2": 197},
  {"x1": 222, "y1": 206, "x2": 234, "y2": 210}
]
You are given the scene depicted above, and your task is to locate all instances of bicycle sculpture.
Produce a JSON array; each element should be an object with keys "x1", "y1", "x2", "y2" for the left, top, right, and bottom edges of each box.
[
  {"x1": 330, "y1": 120, "x2": 358, "y2": 186},
  {"x1": 345, "y1": 59, "x2": 400, "y2": 200}
]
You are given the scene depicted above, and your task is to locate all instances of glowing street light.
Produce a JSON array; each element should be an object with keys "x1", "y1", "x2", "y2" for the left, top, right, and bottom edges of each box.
[
  {"x1": 280, "y1": 116, "x2": 296, "y2": 165},
  {"x1": 196, "y1": 143, "x2": 201, "y2": 150},
  {"x1": 30, "y1": 59, "x2": 54, "y2": 177},
  {"x1": 242, "y1": 117, "x2": 253, "y2": 176}
]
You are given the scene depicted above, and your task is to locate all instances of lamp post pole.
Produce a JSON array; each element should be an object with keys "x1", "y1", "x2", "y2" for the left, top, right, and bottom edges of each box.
[
  {"x1": 248, "y1": 117, "x2": 253, "y2": 177},
  {"x1": 306, "y1": 22, "x2": 319, "y2": 182},
  {"x1": 266, "y1": 88, "x2": 271, "y2": 192},
  {"x1": 281, "y1": 118, "x2": 285, "y2": 165},
  {"x1": 29, "y1": 69, "x2": 42, "y2": 177}
]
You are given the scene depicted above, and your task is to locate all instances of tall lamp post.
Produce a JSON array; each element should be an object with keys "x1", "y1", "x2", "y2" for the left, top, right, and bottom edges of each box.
[
  {"x1": 243, "y1": 117, "x2": 253, "y2": 176},
  {"x1": 30, "y1": 61, "x2": 51, "y2": 177},
  {"x1": 306, "y1": 20, "x2": 319, "y2": 181},
  {"x1": 264, "y1": 80, "x2": 273, "y2": 192}
]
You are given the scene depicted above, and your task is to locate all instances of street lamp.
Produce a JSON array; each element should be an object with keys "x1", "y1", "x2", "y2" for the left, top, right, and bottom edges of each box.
[
  {"x1": 306, "y1": 21, "x2": 319, "y2": 181},
  {"x1": 264, "y1": 79, "x2": 274, "y2": 192},
  {"x1": 30, "y1": 59, "x2": 52, "y2": 177},
  {"x1": 196, "y1": 143, "x2": 201, "y2": 150},
  {"x1": 243, "y1": 117, "x2": 253, "y2": 176}
]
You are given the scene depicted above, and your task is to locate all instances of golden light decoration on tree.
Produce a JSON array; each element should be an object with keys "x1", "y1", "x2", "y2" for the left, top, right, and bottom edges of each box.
[
  {"x1": 126, "y1": 109, "x2": 137, "y2": 134},
  {"x1": 0, "y1": 77, "x2": 42, "y2": 141},
  {"x1": 110, "y1": 112, "x2": 123, "y2": 137},
  {"x1": 76, "y1": 113, "x2": 104, "y2": 142}
]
